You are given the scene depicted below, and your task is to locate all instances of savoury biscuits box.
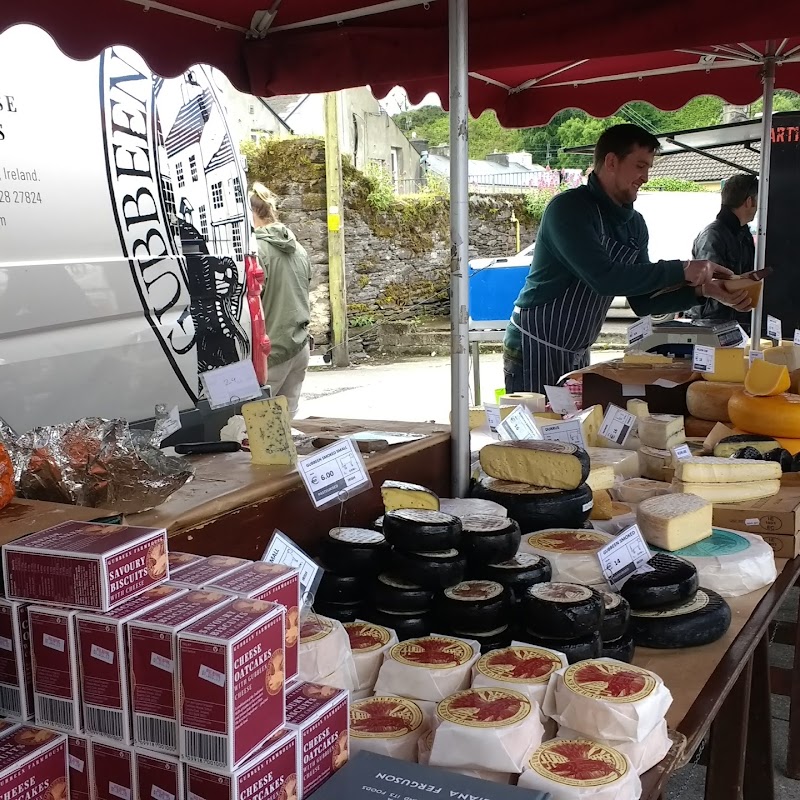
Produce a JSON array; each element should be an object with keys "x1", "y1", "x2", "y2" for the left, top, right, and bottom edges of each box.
[
  {"x1": 167, "y1": 552, "x2": 205, "y2": 576},
  {"x1": 168, "y1": 555, "x2": 250, "y2": 589},
  {"x1": 90, "y1": 741, "x2": 135, "y2": 800},
  {"x1": 0, "y1": 600, "x2": 34, "y2": 721},
  {"x1": 67, "y1": 736, "x2": 92, "y2": 800},
  {"x1": 134, "y1": 749, "x2": 182, "y2": 800}
]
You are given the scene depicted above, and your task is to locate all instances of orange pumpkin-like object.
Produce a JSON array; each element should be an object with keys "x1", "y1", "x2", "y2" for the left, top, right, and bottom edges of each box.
[{"x1": 0, "y1": 444, "x2": 14, "y2": 512}]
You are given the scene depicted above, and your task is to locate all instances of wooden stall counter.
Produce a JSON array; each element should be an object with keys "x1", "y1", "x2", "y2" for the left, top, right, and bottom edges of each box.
[{"x1": 130, "y1": 417, "x2": 451, "y2": 559}]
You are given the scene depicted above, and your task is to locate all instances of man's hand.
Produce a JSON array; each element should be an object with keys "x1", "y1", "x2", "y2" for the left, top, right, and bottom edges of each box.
[
  {"x1": 683, "y1": 260, "x2": 735, "y2": 286},
  {"x1": 701, "y1": 280, "x2": 754, "y2": 312}
]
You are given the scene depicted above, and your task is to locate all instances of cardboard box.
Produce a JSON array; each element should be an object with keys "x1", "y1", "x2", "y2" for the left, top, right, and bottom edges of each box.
[
  {"x1": 128, "y1": 590, "x2": 235, "y2": 755},
  {"x1": 178, "y1": 598, "x2": 285, "y2": 772},
  {"x1": 0, "y1": 600, "x2": 34, "y2": 721},
  {"x1": 285, "y1": 683, "x2": 349, "y2": 799},
  {"x1": 714, "y1": 482, "x2": 800, "y2": 559},
  {"x1": 134, "y1": 749, "x2": 182, "y2": 800},
  {"x1": 169, "y1": 555, "x2": 250, "y2": 588},
  {"x1": 28, "y1": 607, "x2": 82, "y2": 734},
  {"x1": 167, "y1": 552, "x2": 205, "y2": 576},
  {"x1": 4, "y1": 521, "x2": 169, "y2": 610},
  {"x1": 75, "y1": 584, "x2": 186, "y2": 744},
  {"x1": 186, "y1": 729, "x2": 297, "y2": 800},
  {"x1": 0, "y1": 726, "x2": 68, "y2": 800},
  {"x1": 68, "y1": 736, "x2": 92, "y2": 800},
  {"x1": 0, "y1": 499, "x2": 119, "y2": 548},
  {"x1": 210, "y1": 564, "x2": 300, "y2": 683},
  {"x1": 90, "y1": 740, "x2": 135, "y2": 800}
]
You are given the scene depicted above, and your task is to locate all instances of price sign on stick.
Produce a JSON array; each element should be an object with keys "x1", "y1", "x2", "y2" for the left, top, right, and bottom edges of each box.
[
  {"x1": 298, "y1": 438, "x2": 372, "y2": 509},
  {"x1": 201, "y1": 360, "x2": 262, "y2": 409},
  {"x1": 627, "y1": 316, "x2": 653, "y2": 345},
  {"x1": 767, "y1": 315, "x2": 782, "y2": 342},
  {"x1": 262, "y1": 530, "x2": 321, "y2": 611},
  {"x1": 598, "y1": 404, "x2": 637, "y2": 447},
  {"x1": 497, "y1": 405, "x2": 541, "y2": 441},
  {"x1": 692, "y1": 345, "x2": 715, "y2": 374},
  {"x1": 597, "y1": 525, "x2": 652, "y2": 590},
  {"x1": 538, "y1": 419, "x2": 586, "y2": 448},
  {"x1": 545, "y1": 385, "x2": 577, "y2": 415}
]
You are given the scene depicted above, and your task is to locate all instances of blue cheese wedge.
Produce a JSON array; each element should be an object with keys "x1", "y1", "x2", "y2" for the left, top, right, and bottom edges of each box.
[{"x1": 241, "y1": 396, "x2": 297, "y2": 466}]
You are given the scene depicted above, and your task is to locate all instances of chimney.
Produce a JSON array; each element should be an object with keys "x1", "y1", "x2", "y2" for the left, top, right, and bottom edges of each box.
[
  {"x1": 430, "y1": 145, "x2": 450, "y2": 157},
  {"x1": 486, "y1": 153, "x2": 509, "y2": 167},
  {"x1": 410, "y1": 138, "x2": 429, "y2": 155}
]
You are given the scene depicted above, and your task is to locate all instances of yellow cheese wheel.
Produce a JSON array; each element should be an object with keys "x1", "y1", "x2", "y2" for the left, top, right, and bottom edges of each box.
[
  {"x1": 728, "y1": 390, "x2": 800, "y2": 438},
  {"x1": 686, "y1": 380, "x2": 740, "y2": 422},
  {"x1": 744, "y1": 359, "x2": 791, "y2": 396}
]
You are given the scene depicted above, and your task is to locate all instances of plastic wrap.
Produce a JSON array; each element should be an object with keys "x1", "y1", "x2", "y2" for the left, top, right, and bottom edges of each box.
[
  {"x1": 521, "y1": 529, "x2": 611, "y2": 585},
  {"x1": 345, "y1": 621, "x2": 399, "y2": 692},
  {"x1": 350, "y1": 696, "x2": 428, "y2": 762},
  {"x1": 299, "y1": 614, "x2": 358, "y2": 690}
]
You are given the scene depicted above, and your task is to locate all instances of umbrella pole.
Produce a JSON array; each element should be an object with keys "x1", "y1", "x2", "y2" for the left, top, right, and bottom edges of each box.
[
  {"x1": 448, "y1": 0, "x2": 470, "y2": 497},
  {"x1": 750, "y1": 46, "x2": 776, "y2": 348}
]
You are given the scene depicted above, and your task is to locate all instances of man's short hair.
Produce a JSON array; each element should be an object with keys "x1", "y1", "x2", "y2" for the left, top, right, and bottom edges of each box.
[
  {"x1": 594, "y1": 124, "x2": 660, "y2": 171},
  {"x1": 721, "y1": 174, "x2": 759, "y2": 208}
]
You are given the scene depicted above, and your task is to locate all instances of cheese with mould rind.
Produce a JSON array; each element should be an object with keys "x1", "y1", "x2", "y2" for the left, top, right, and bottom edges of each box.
[
  {"x1": 241, "y1": 396, "x2": 297, "y2": 466},
  {"x1": 381, "y1": 480, "x2": 440, "y2": 512},
  {"x1": 587, "y1": 448, "x2": 640, "y2": 479},
  {"x1": 674, "y1": 457, "x2": 781, "y2": 483},
  {"x1": 671, "y1": 478, "x2": 781, "y2": 503},
  {"x1": 479, "y1": 441, "x2": 590, "y2": 490},
  {"x1": 616, "y1": 478, "x2": 673, "y2": 504},
  {"x1": 638, "y1": 447, "x2": 674, "y2": 482},
  {"x1": 637, "y1": 493, "x2": 712, "y2": 551},
  {"x1": 638, "y1": 415, "x2": 686, "y2": 449}
]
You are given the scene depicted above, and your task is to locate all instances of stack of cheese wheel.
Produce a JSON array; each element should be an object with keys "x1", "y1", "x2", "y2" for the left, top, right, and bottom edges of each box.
[
  {"x1": 344, "y1": 621, "x2": 398, "y2": 697},
  {"x1": 686, "y1": 348, "x2": 748, "y2": 423},
  {"x1": 636, "y1": 414, "x2": 686, "y2": 482},
  {"x1": 672, "y1": 457, "x2": 781, "y2": 503},
  {"x1": 298, "y1": 614, "x2": 358, "y2": 690}
]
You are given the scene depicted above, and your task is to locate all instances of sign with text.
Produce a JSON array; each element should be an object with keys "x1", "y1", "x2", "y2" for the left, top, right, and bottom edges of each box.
[
  {"x1": 262, "y1": 530, "x2": 321, "y2": 610},
  {"x1": 597, "y1": 524, "x2": 652, "y2": 590},
  {"x1": 672, "y1": 443, "x2": 692, "y2": 461},
  {"x1": 692, "y1": 344, "x2": 715, "y2": 373},
  {"x1": 627, "y1": 316, "x2": 653, "y2": 345},
  {"x1": 598, "y1": 404, "x2": 636, "y2": 446},
  {"x1": 538, "y1": 418, "x2": 586, "y2": 448},
  {"x1": 749, "y1": 350, "x2": 765, "y2": 366},
  {"x1": 200, "y1": 360, "x2": 262, "y2": 409},
  {"x1": 484, "y1": 404, "x2": 502, "y2": 435},
  {"x1": 767, "y1": 315, "x2": 783, "y2": 341},
  {"x1": 794, "y1": 329, "x2": 800, "y2": 346},
  {"x1": 544, "y1": 385, "x2": 577, "y2": 415},
  {"x1": 298, "y1": 438, "x2": 371, "y2": 509},
  {"x1": 496, "y1": 405, "x2": 541, "y2": 441}
]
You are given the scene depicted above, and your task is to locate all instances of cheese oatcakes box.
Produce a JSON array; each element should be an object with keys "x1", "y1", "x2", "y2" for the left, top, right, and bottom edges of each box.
[
  {"x1": 0, "y1": 726, "x2": 68, "y2": 800},
  {"x1": 0, "y1": 600, "x2": 34, "y2": 721}
]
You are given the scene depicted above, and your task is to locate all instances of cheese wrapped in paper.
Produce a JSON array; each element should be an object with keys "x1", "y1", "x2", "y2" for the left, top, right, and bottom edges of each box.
[
  {"x1": 299, "y1": 614, "x2": 358, "y2": 690},
  {"x1": 349, "y1": 696, "x2": 428, "y2": 762},
  {"x1": 417, "y1": 731, "x2": 512, "y2": 783},
  {"x1": 521, "y1": 529, "x2": 612, "y2": 585},
  {"x1": 344, "y1": 621, "x2": 398, "y2": 692}
]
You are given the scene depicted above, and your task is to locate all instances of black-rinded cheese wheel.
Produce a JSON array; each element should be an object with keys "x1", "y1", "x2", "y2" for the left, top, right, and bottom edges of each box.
[
  {"x1": 460, "y1": 515, "x2": 521, "y2": 564},
  {"x1": 313, "y1": 599, "x2": 364, "y2": 623},
  {"x1": 620, "y1": 553, "x2": 699, "y2": 610},
  {"x1": 315, "y1": 566, "x2": 366, "y2": 604},
  {"x1": 369, "y1": 608, "x2": 432, "y2": 641},
  {"x1": 483, "y1": 553, "x2": 552, "y2": 603},
  {"x1": 382, "y1": 509, "x2": 463, "y2": 552},
  {"x1": 372, "y1": 573, "x2": 435, "y2": 613},
  {"x1": 601, "y1": 632, "x2": 636, "y2": 663},
  {"x1": 522, "y1": 582, "x2": 604, "y2": 640},
  {"x1": 471, "y1": 478, "x2": 593, "y2": 533},
  {"x1": 391, "y1": 548, "x2": 467, "y2": 590},
  {"x1": 437, "y1": 580, "x2": 510, "y2": 631},
  {"x1": 449, "y1": 624, "x2": 512, "y2": 654},
  {"x1": 599, "y1": 590, "x2": 631, "y2": 642},
  {"x1": 319, "y1": 527, "x2": 389, "y2": 576},
  {"x1": 629, "y1": 588, "x2": 731, "y2": 649},
  {"x1": 520, "y1": 631, "x2": 602, "y2": 665}
]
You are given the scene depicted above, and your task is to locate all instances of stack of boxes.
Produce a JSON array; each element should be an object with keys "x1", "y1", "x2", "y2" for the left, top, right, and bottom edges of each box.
[{"x1": 0, "y1": 519, "x2": 349, "y2": 800}]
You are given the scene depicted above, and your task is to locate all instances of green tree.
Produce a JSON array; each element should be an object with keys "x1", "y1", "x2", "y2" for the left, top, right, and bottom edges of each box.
[
  {"x1": 751, "y1": 89, "x2": 800, "y2": 116},
  {"x1": 555, "y1": 115, "x2": 628, "y2": 167},
  {"x1": 468, "y1": 110, "x2": 524, "y2": 159}
]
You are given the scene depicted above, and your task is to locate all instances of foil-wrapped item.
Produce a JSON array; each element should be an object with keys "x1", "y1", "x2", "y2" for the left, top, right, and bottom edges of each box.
[{"x1": 5, "y1": 417, "x2": 193, "y2": 514}]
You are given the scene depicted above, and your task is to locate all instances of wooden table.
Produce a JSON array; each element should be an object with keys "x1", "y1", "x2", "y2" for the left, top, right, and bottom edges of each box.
[{"x1": 131, "y1": 418, "x2": 451, "y2": 559}]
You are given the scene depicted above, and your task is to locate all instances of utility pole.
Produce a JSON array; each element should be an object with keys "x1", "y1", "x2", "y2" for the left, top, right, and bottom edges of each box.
[{"x1": 324, "y1": 91, "x2": 349, "y2": 367}]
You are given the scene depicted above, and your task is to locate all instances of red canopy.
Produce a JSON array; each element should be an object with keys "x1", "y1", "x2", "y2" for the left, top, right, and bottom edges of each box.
[{"x1": 3, "y1": 0, "x2": 800, "y2": 125}]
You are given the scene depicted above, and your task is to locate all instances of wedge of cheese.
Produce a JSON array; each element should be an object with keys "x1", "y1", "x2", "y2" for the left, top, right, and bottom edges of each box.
[
  {"x1": 637, "y1": 493, "x2": 712, "y2": 551},
  {"x1": 589, "y1": 490, "x2": 613, "y2": 521},
  {"x1": 586, "y1": 464, "x2": 615, "y2": 491},
  {"x1": 569, "y1": 405, "x2": 603, "y2": 447},
  {"x1": 626, "y1": 399, "x2": 650, "y2": 418},
  {"x1": 586, "y1": 448, "x2": 640, "y2": 479},
  {"x1": 744, "y1": 359, "x2": 791, "y2": 397},
  {"x1": 381, "y1": 481, "x2": 440, "y2": 512},
  {"x1": 241, "y1": 396, "x2": 297, "y2": 466},
  {"x1": 701, "y1": 348, "x2": 748, "y2": 383},
  {"x1": 623, "y1": 351, "x2": 673, "y2": 364},
  {"x1": 638, "y1": 415, "x2": 686, "y2": 449},
  {"x1": 674, "y1": 457, "x2": 781, "y2": 483},
  {"x1": 616, "y1": 478, "x2": 672, "y2": 504},
  {"x1": 479, "y1": 441, "x2": 590, "y2": 490},
  {"x1": 765, "y1": 343, "x2": 800, "y2": 373},
  {"x1": 672, "y1": 479, "x2": 781, "y2": 503}
]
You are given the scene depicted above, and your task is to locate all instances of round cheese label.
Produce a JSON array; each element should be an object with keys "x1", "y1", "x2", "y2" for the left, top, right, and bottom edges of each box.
[
  {"x1": 461, "y1": 515, "x2": 510, "y2": 533},
  {"x1": 633, "y1": 590, "x2": 710, "y2": 618},
  {"x1": 528, "y1": 739, "x2": 629, "y2": 787},
  {"x1": 491, "y1": 553, "x2": 547, "y2": 570},
  {"x1": 344, "y1": 622, "x2": 392, "y2": 653},
  {"x1": 564, "y1": 660, "x2": 656, "y2": 703},
  {"x1": 389, "y1": 636, "x2": 474, "y2": 669},
  {"x1": 391, "y1": 509, "x2": 453, "y2": 524},
  {"x1": 483, "y1": 479, "x2": 561, "y2": 496},
  {"x1": 329, "y1": 527, "x2": 385, "y2": 545},
  {"x1": 350, "y1": 696, "x2": 424, "y2": 739},
  {"x1": 664, "y1": 528, "x2": 750, "y2": 557},
  {"x1": 300, "y1": 616, "x2": 334, "y2": 643},
  {"x1": 528, "y1": 530, "x2": 609, "y2": 553},
  {"x1": 169, "y1": 552, "x2": 198, "y2": 565},
  {"x1": 599, "y1": 591, "x2": 622, "y2": 611},
  {"x1": 411, "y1": 549, "x2": 459, "y2": 559},
  {"x1": 444, "y1": 581, "x2": 504, "y2": 602},
  {"x1": 476, "y1": 646, "x2": 563, "y2": 684},
  {"x1": 529, "y1": 583, "x2": 592, "y2": 603},
  {"x1": 185, "y1": 590, "x2": 229, "y2": 605},
  {"x1": 437, "y1": 687, "x2": 531, "y2": 728},
  {"x1": 251, "y1": 562, "x2": 293, "y2": 577},
  {"x1": 378, "y1": 574, "x2": 422, "y2": 590}
]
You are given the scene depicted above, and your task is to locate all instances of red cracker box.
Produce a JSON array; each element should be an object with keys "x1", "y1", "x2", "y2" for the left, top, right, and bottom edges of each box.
[
  {"x1": 167, "y1": 552, "x2": 205, "y2": 576},
  {"x1": 127, "y1": 590, "x2": 235, "y2": 755},
  {"x1": 209, "y1": 564, "x2": 300, "y2": 684},
  {"x1": 178, "y1": 598, "x2": 286, "y2": 772},
  {"x1": 187, "y1": 729, "x2": 297, "y2": 800},
  {"x1": 285, "y1": 683, "x2": 349, "y2": 799},
  {"x1": 75, "y1": 584, "x2": 187, "y2": 744},
  {"x1": 67, "y1": 736, "x2": 92, "y2": 800},
  {"x1": 134, "y1": 749, "x2": 182, "y2": 800},
  {"x1": 168, "y1": 556, "x2": 251, "y2": 589},
  {"x1": 90, "y1": 741, "x2": 134, "y2": 800},
  {"x1": 4, "y1": 521, "x2": 169, "y2": 611},
  {"x1": 0, "y1": 726, "x2": 68, "y2": 800},
  {"x1": 0, "y1": 600, "x2": 34, "y2": 721},
  {"x1": 28, "y1": 607, "x2": 82, "y2": 734}
]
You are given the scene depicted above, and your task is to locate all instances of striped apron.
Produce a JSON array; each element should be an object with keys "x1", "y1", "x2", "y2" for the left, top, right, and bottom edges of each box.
[{"x1": 513, "y1": 207, "x2": 640, "y2": 394}]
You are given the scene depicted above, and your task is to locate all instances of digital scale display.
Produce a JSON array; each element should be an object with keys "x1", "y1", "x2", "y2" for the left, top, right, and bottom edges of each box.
[{"x1": 637, "y1": 320, "x2": 745, "y2": 358}]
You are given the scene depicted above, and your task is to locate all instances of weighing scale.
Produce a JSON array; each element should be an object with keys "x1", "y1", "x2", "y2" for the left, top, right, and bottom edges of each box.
[{"x1": 636, "y1": 320, "x2": 746, "y2": 358}]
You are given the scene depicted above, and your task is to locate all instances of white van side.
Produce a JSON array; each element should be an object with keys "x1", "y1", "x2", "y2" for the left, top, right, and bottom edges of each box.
[{"x1": 0, "y1": 25, "x2": 266, "y2": 436}]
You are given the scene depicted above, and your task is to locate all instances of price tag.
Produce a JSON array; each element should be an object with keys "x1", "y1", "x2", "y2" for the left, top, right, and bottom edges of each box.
[
  {"x1": 484, "y1": 404, "x2": 502, "y2": 433},
  {"x1": 692, "y1": 345, "x2": 715, "y2": 373},
  {"x1": 298, "y1": 438, "x2": 371, "y2": 509},
  {"x1": 162, "y1": 406, "x2": 181, "y2": 438},
  {"x1": 262, "y1": 530, "x2": 322, "y2": 610},
  {"x1": 598, "y1": 404, "x2": 637, "y2": 446},
  {"x1": 749, "y1": 350, "x2": 765, "y2": 366},
  {"x1": 672, "y1": 443, "x2": 692, "y2": 461},
  {"x1": 544, "y1": 385, "x2": 577, "y2": 415},
  {"x1": 597, "y1": 524, "x2": 652, "y2": 590},
  {"x1": 538, "y1": 419, "x2": 587, "y2": 448},
  {"x1": 497, "y1": 405, "x2": 542, "y2": 441},
  {"x1": 794, "y1": 329, "x2": 800, "y2": 346},
  {"x1": 627, "y1": 316, "x2": 653, "y2": 345},
  {"x1": 200, "y1": 360, "x2": 263, "y2": 410},
  {"x1": 767, "y1": 315, "x2": 782, "y2": 341}
]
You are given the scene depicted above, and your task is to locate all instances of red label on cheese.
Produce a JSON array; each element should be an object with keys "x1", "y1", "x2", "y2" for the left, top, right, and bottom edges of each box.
[
  {"x1": 444, "y1": 581, "x2": 504, "y2": 602},
  {"x1": 528, "y1": 530, "x2": 608, "y2": 553},
  {"x1": 389, "y1": 637, "x2": 473, "y2": 669},
  {"x1": 476, "y1": 646, "x2": 563, "y2": 684},
  {"x1": 350, "y1": 697, "x2": 423, "y2": 739},
  {"x1": 344, "y1": 623, "x2": 391, "y2": 653},
  {"x1": 437, "y1": 688, "x2": 530, "y2": 727},
  {"x1": 299, "y1": 617, "x2": 333, "y2": 644},
  {"x1": 565, "y1": 661, "x2": 656, "y2": 703},
  {"x1": 529, "y1": 739, "x2": 628, "y2": 787}
]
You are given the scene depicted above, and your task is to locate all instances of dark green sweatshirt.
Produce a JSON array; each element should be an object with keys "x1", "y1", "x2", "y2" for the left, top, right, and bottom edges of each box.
[{"x1": 504, "y1": 173, "x2": 697, "y2": 360}]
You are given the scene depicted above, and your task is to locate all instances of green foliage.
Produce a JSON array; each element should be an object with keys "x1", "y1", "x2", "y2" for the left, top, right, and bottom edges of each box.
[
  {"x1": 523, "y1": 189, "x2": 555, "y2": 223},
  {"x1": 641, "y1": 177, "x2": 706, "y2": 192},
  {"x1": 556, "y1": 115, "x2": 629, "y2": 167},
  {"x1": 363, "y1": 162, "x2": 396, "y2": 211},
  {"x1": 349, "y1": 313, "x2": 376, "y2": 327},
  {"x1": 751, "y1": 90, "x2": 800, "y2": 117}
]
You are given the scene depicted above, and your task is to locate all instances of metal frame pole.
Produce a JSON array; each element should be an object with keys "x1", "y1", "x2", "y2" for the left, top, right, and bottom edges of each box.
[
  {"x1": 448, "y1": 0, "x2": 470, "y2": 496},
  {"x1": 750, "y1": 45, "x2": 776, "y2": 347}
]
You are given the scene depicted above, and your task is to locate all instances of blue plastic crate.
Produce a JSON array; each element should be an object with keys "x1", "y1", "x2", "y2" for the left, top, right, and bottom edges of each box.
[{"x1": 469, "y1": 262, "x2": 530, "y2": 329}]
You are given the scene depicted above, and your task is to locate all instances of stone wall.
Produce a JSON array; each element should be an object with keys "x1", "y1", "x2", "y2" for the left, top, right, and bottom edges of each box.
[{"x1": 244, "y1": 138, "x2": 539, "y2": 354}]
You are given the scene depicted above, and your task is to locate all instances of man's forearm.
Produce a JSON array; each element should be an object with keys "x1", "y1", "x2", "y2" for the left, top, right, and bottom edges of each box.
[{"x1": 628, "y1": 286, "x2": 699, "y2": 317}]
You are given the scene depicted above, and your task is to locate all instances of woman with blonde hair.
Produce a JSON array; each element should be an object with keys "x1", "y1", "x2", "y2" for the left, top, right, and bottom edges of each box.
[{"x1": 250, "y1": 182, "x2": 312, "y2": 417}]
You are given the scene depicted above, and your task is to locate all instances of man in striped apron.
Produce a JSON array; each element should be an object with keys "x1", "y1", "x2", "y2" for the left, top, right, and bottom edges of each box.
[{"x1": 503, "y1": 124, "x2": 753, "y2": 394}]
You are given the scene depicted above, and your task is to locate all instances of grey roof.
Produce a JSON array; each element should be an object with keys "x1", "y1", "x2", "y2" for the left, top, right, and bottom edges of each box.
[
  {"x1": 165, "y1": 90, "x2": 212, "y2": 158},
  {"x1": 205, "y1": 134, "x2": 236, "y2": 172},
  {"x1": 262, "y1": 94, "x2": 305, "y2": 118},
  {"x1": 647, "y1": 144, "x2": 761, "y2": 183},
  {"x1": 426, "y1": 153, "x2": 543, "y2": 178}
]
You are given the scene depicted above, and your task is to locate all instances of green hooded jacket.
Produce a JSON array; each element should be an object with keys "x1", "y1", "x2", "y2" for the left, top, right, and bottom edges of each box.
[{"x1": 255, "y1": 223, "x2": 312, "y2": 367}]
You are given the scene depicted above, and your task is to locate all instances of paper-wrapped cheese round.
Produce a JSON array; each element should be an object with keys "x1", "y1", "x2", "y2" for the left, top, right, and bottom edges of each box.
[
  {"x1": 344, "y1": 621, "x2": 398, "y2": 691},
  {"x1": 429, "y1": 687, "x2": 545, "y2": 773},
  {"x1": 298, "y1": 614, "x2": 357, "y2": 689},
  {"x1": 652, "y1": 528, "x2": 777, "y2": 597},
  {"x1": 349, "y1": 696, "x2": 427, "y2": 762},
  {"x1": 372, "y1": 635, "x2": 480, "y2": 701},
  {"x1": 417, "y1": 731, "x2": 512, "y2": 784},
  {"x1": 557, "y1": 720, "x2": 672, "y2": 776},
  {"x1": 542, "y1": 658, "x2": 672, "y2": 743},
  {"x1": 518, "y1": 738, "x2": 641, "y2": 800},
  {"x1": 521, "y1": 529, "x2": 612, "y2": 585}
]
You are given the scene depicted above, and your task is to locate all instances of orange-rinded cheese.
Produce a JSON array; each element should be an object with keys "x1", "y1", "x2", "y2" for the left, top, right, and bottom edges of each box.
[
  {"x1": 744, "y1": 359, "x2": 791, "y2": 396},
  {"x1": 728, "y1": 391, "x2": 800, "y2": 439},
  {"x1": 686, "y1": 381, "x2": 739, "y2": 422}
]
